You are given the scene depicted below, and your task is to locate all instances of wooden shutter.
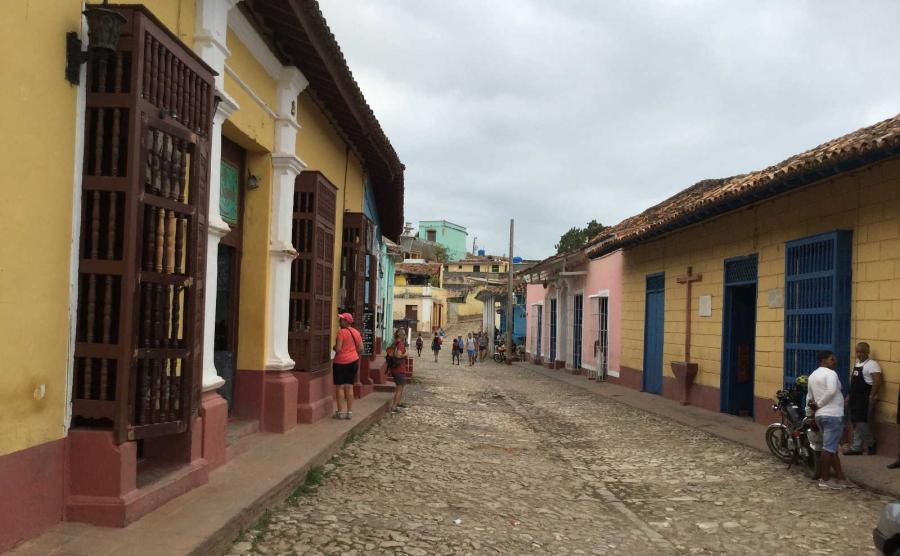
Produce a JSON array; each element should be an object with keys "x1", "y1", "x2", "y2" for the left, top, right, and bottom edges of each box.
[
  {"x1": 72, "y1": 6, "x2": 215, "y2": 443},
  {"x1": 288, "y1": 171, "x2": 337, "y2": 372}
]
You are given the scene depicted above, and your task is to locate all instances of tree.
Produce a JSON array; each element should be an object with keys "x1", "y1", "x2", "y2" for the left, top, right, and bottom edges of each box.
[
  {"x1": 432, "y1": 244, "x2": 449, "y2": 263},
  {"x1": 554, "y1": 219, "x2": 607, "y2": 254}
]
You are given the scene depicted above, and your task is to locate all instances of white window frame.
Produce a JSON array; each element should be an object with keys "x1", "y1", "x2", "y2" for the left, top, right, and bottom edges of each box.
[{"x1": 588, "y1": 291, "x2": 611, "y2": 379}]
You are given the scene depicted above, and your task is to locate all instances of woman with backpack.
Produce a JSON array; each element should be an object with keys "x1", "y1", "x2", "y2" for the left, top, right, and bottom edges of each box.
[
  {"x1": 431, "y1": 334, "x2": 442, "y2": 362},
  {"x1": 415, "y1": 334, "x2": 424, "y2": 357},
  {"x1": 451, "y1": 335, "x2": 461, "y2": 365}
]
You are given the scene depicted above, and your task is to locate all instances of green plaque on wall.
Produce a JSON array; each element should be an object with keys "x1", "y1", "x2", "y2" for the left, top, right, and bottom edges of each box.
[{"x1": 220, "y1": 162, "x2": 239, "y2": 225}]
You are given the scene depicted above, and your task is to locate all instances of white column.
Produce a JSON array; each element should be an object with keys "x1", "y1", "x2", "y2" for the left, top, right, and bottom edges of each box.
[
  {"x1": 264, "y1": 67, "x2": 308, "y2": 370},
  {"x1": 200, "y1": 96, "x2": 239, "y2": 391},
  {"x1": 557, "y1": 282, "x2": 568, "y2": 363},
  {"x1": 194, "y1": 0, "x2": 239, "y2": 391}
]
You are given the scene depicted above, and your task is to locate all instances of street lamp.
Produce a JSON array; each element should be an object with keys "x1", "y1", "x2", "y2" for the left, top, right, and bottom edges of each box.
[{"x1": 66, "y1": 0, "x2": 127, "y2": 85}]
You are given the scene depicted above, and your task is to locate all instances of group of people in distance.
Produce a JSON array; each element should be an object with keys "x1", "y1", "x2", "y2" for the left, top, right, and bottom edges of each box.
[
  {"x1": 413, "y1": 329, "x2": 491, "y2": 366},
  {"x1": 331, "y1": 312, "x2": 409, "y2": 420}
]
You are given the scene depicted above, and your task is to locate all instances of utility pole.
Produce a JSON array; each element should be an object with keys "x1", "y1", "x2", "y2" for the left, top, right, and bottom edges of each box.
[
  {"x1": 506, "y1": 219, "x2": 514, "y2": 364},
  {"x1": 472, "y1": 236, "x2": 478, "y2": 255}
]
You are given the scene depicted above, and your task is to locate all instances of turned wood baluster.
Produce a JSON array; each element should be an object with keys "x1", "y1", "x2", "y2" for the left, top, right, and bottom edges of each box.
[
  {"x1": 138, "y1": 360, "x2": 150, "y2": 424},
  {"x1": 170, "y1": 140, "x2": 181, "y2": 201},
  {"x1": 186, "y1": 74, "x2": 195, "y2": 131},
  {"x1": 165, "y1": 211, "x2": 176, "y2": 275},
  {"x1": 154, "y1": 207, "x2": 165, "y2": 273},
  {"x1": 176, "y1": 60, "x2": 184, "y2": 122},
  {"x1": 151, "y1": 358, "x2": 162, "y2": 423},
  {"x1": 150, "y1": 129, "x2": 161, "y2": 194},
  {"x1": 160, "y1": 134, "x2": 171, "y2": 199},
  {"x1": 152, "y1": 283, "x2": 163, "y2": 349},
  {"x1": 177, "y1": 139, "x2": 187, "y2": 203},
  {"x1": 171, "y1": 283, "x2": 182, "y2": 348},
  {"x1": 200, "y1": 82, "x2": 209, "y2": 133},
  {"x1": 141, "y1": 282, "x2": 152, "y2": 348},
  {"x1": 143, "y1": 34, "x2": 152, "y2": 99},
  {"x1": 150, "y1": 38, "x2": 159, "y2": 106},
  {"x1": 162, "y1": 281, "x2": 172, "y2": 349},
  {"x1": 143, "y1": 206, "x2": 155, "y2": 271},
  {"x1": 174, "y1": 216, "x2": 184, "y2": 275}
]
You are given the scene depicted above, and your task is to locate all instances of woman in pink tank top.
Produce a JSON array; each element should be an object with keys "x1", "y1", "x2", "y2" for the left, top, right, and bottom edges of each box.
[{"x1": 332, "y1": 313, "x2": 362, "y2": 420}]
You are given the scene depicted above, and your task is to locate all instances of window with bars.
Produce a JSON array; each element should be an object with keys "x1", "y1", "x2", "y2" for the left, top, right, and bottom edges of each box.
[
  {"x1": 288, "y1": 171, "x2": 336, "y2": 373},
  {"x1": 533, "y1": 304, "x2": 543, "y2": 356},
  {"x1": 591, "y1": 296, "x2": 610, "y2": 378},
  {"x1": 72, "y1": 6, "x2": 215, "y2": 443},
  {"x1": 572, "y1": 294, "x2": 583, "y2": 369}
]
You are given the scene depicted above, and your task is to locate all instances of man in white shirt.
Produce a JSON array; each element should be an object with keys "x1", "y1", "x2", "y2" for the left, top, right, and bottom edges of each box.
[
  {"x1": 845, "y1": 342, "x2": 882, "y2": 456},
  {"x1": 807, "y1": 351, "x2": 850, "y2": 490}
]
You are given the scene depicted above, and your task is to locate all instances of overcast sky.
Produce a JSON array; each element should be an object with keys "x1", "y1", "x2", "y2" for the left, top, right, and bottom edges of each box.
[{"x1": 318, "y1": 0, "x2": 900, "y2": 260}]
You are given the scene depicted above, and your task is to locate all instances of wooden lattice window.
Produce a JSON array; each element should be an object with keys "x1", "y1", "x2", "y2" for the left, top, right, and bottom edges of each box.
[
  {"x1": 288, "y1": 171, "x2": 337, "y2": 372},
  {"x1": 73, "y1": 6, "x2": 214, "y2": 443},
  {"x1": 340, "y1": 212, "x2": 374, "y2": 326}
]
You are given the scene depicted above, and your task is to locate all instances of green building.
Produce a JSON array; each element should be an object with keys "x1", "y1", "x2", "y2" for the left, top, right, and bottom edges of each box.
[{"x1": 418, "y1": 220, "x2": 468, "y2": 261}]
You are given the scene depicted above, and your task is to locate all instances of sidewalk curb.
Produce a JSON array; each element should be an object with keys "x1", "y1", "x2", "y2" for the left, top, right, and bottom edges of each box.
[
  {"x1": 192, "y1": 399, "x2": 391, "y2": 556},
  {"x1": 513, "y1": 361, "x2": 900, "y2": 500}
]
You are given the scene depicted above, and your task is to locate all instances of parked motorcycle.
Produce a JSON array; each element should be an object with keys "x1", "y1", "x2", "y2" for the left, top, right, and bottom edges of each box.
[
  {"x1": 765, "y1": 379, "x2": 821, "y2": 479},
  {"x1": 492, "y1": 343, "x2": 506, "y2": 363}
]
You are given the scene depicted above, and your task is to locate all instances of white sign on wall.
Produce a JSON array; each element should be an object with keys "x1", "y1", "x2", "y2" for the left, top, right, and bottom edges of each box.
[{"x1": 698, "y1": 295, "x2": 712, "y2": 317}]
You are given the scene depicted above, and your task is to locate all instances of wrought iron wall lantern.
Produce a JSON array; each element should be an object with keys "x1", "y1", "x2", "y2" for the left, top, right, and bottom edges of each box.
[
  {"x1": 246, "y1": 172, "x2": 261, "y2": 190},
  {"x1": 66, "y1": 0, "x2": 127, "y2": 85}
]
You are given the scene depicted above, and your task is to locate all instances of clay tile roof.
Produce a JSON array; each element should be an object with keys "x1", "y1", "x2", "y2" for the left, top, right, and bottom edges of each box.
[
  {"x1": 588, "y1": 114, "x2": 900, "y2": 257},
  {"x1": 396, "y1": 262, "x2": 443, "y2": 276}
]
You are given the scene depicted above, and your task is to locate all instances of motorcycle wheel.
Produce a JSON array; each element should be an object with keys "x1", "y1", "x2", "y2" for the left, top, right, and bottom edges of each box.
[
  {"x1": 492, "y1": 354, "x2": 503, "y2": 363},
  {"x1": 765, "y1": 424, "x2": 793, "y2": 463}
]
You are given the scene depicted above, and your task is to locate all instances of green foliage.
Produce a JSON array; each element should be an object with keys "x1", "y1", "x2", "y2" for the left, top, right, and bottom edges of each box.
[
  {"x1": 432, "y1": 244, "x2": 449, "y2": 263},
  {"x1": 554, "y1": 219, "x2": 607, "y2": 254}
]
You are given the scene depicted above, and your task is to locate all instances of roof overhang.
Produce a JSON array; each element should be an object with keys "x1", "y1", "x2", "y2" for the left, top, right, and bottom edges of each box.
[{"x1": 241, "y1": 0, "x2": 405, "y2": 239}]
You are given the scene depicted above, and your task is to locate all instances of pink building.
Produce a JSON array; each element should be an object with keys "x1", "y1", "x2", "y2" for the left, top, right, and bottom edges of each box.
[{"x1": 523, "y1": 249, "x2": 622, "y2": 380}]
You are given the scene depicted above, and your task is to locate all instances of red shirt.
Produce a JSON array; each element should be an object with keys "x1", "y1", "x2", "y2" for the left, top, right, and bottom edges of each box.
[{"x1": 334, "y1": 327, "x2": 362, "y2": 364}]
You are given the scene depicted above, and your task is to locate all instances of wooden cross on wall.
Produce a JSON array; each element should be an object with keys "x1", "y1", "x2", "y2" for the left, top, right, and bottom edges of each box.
[{"x1": 676, "y1": 266, "x2": 702, "y2": 363}]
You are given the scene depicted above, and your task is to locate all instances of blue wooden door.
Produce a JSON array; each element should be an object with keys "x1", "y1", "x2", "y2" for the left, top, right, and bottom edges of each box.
[
  {"x1": 643, "y1": 274, "x2": 665, "y2": 395},
  {"x1": 572, "y1": 294, "x2": 583, "y2": 369},
  {"x1": 784, "y1": 231, "x2": 852, "y2": 388}
]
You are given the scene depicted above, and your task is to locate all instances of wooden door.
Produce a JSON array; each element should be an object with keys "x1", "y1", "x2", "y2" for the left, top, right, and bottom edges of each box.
[
  {"x1": 341, "y1": 212, "x2": 373, "y2": 326},
  {"x1": 643, "y1": 274, "x2": 665, "y2": 395},
  {"x1": 72, "y1": 6, "x2": 215, "y2": 443}
]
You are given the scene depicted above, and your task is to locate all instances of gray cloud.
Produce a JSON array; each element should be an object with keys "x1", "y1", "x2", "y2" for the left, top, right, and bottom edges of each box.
[{"x1": 319, "y1": 0, "x2": 900, "y2": 259}]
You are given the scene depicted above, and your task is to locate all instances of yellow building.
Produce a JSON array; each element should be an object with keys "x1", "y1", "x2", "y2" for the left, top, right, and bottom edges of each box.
[
  {"x1": 447, "y1": 256, "x2": 510, "y2": 274},
  {"x1": 393, "y1": 262, "x2": 448, "y2": 333},
  {"x1": 589, "y1": 115, "x2": 900, "y2": 457},
  {"x1": 0, "y1": 0, "x2": 402, "y2": 549}
]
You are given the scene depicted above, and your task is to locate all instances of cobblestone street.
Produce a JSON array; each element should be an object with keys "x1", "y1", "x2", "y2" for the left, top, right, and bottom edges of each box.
[{"x1": 230, "y1": 342, "x2": 889, "y2": 555}]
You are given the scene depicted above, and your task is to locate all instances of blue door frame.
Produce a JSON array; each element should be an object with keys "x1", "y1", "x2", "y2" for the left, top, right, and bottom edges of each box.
[
  {"x1": 643, "y1": 273, "x2": 665, "y2": 395},
  {"x1": 720, "y1": 255, "x2": 758, "y2": 416}
]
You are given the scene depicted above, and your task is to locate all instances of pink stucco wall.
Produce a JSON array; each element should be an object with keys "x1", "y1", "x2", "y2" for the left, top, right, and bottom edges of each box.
[
  {"x1": 523, "y1": 250, "x2": 623, "y2": 373},
  {"x1": 583, "y1": 250, "x2": 623, "y2": 374}
]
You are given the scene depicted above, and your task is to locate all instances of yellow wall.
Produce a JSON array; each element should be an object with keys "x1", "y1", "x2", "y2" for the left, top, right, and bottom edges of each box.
[
  {"x1": 450, "y1": 262, "x2": 509, "y2": 273},
  {"x1": 0, "y1": 0, "x2": 194, "y2": 457},
  {"x1": 621, "y1": 158, "x2": 900, "y2": 423},
  {"x1": 295, "y1": 92, "x2": 366, "y2": 342}
]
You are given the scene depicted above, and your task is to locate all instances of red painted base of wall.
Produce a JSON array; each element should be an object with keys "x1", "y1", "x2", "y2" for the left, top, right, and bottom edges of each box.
[
  {"x1": 369, "y1": 356, "x2": 387, "y2": 384},
  {"x1": 66, "y1": 423, "x2": 208, "y2": 528},
  {"x1": 0, "y1": 438, "x2": 65, "y2": 552},
  {"x1": 661, "y1": 376, "x2": 719, "y2": 413},
  {"x1": 545, "y1": 360, "x2": 565, "y2": 370},
  {"x1": 233, "y1": 370, "x2": 299, "y2": 433},
  {"x1": 201, "y1": 391, "x2": 228, "y2": 470},
  {"x1": 610, "y1": 366, "x2": 644, "y2": 390},
  {"x1": 353, "y1": 358, "x2": 374, "y2": 399},
  {"x1": 294, "y1": 369, "x2": 334, "y2": 424}
]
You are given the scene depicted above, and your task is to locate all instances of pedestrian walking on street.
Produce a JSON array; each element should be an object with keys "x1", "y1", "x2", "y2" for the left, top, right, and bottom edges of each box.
[
  {"x1": 844, "y1": 342, "x2": 882, "y2": 456},
  {"x1": 431, "y1": 334, "x2": 442, "y2": 362},
  {"x1": 465, "y1": 333, "x2": 477, "y2": 366},
  {"x1": 479, "y1": 332, "x2": 489, "y2": 362},
  {"x1": 415, "y1": 333, "x2": 423, "y2": 357},
  {"x1": 387, "y1": 331, "x2": 408, "y2": 414},
  {"x1": 451, "y1": 336, "x2": 461, "y2": 365},
  {"x1": 807, "y1": 351, "x2": 852, "y2": 489},
  {"x1": 332, "y1": 313, "x2": 362, "y2": 420}
]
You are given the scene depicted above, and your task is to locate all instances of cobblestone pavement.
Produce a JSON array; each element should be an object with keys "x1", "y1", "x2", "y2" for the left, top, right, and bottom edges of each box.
[{"x1": 229, "y1": 336, "x2": 889, "y2": 555}]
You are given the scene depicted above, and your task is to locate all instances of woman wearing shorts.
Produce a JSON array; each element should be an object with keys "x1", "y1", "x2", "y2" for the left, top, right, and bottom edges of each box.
[
  {"x1": 388, "y1": 331, "x2": 408, "y2": 414},
  {"x1": 333, "y1": 313, "x2": 362, "y2": 420}
]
